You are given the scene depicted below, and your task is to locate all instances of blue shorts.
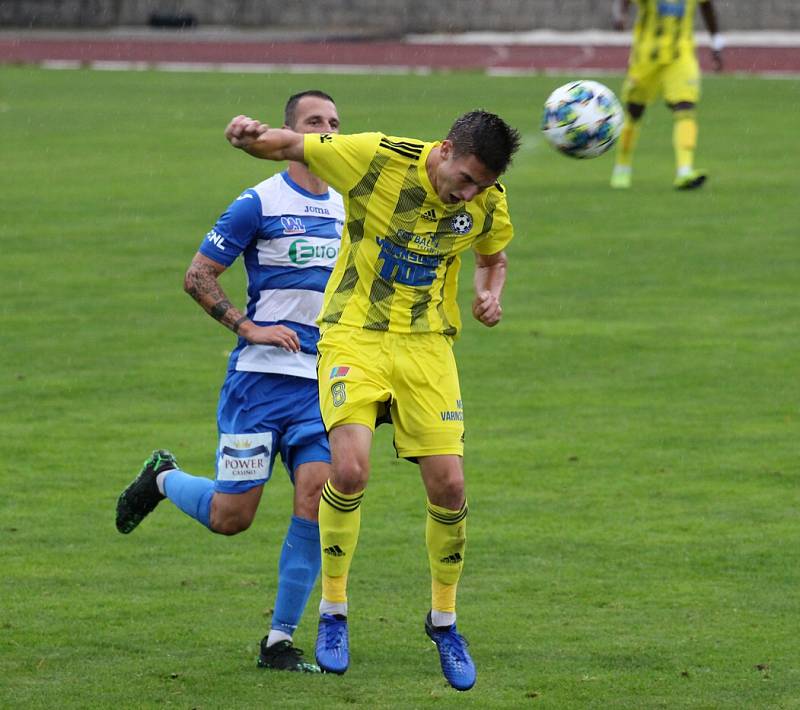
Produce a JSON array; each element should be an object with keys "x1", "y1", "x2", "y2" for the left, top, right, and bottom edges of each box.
[{"x1": 214, "y1": 369, "x2": 330, "y2": 494}]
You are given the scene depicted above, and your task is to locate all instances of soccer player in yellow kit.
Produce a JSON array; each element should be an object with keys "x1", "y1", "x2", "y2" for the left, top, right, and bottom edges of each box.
[
  {"x1": 610, "y1": 0, "x2": 724, "y2": 190},
  {"x1": 225, "y1": 110, "x2": 521, "y2": 691}
]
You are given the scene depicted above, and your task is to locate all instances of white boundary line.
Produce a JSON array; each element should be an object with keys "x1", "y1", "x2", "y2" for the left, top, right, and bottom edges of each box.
[
  {"x1": 406, "y1": 30, "x2": 800, "y2": 47},
  {"x1": 34, "y1": 60, "x2": 800, "y2": 79},
  {"x1": 41, "y1": 60, "x2": 433, "y2": 75}
]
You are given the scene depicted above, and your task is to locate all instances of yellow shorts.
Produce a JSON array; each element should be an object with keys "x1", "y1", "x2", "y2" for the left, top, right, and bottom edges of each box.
[
  {"x1": 317, "y1": 326, "x2": 465, "y2": 460},
  {"x1": 622, "y1": 53, "x2": 701, "y2": 107}
]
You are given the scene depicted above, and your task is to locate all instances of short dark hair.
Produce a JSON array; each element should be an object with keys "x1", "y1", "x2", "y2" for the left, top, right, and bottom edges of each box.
[
  {"x1": 284, "y1": 90, "x2": 336, "y2": 128},
  {"x1": 446, "y1": 110, "x2": 521, "y2": 175}
]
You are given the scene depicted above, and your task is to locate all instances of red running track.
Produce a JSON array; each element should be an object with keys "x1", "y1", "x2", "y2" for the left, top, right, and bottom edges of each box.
[{"x1": 1, "y1": 36, "x2": 798, "y2": 74}]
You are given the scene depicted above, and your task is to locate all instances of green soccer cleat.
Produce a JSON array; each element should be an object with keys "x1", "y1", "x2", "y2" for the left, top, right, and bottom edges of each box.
[
  {"x1": 674, "y1": 170, "x2": 707, "y2": 190},
  {"x1": 257, "y1": 638, "x2": 321, "y2": 673},
  {"x1": 610, "y1": 166, "x2": 632, "y2": 189},
  {"x1": 115, "y1": 449, "x2": 177, "y2": 534}
]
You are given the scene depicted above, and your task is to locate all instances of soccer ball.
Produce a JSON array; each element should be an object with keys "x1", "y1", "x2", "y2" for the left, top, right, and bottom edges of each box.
[{"x1": 541, "y1": 80, "x2": 623, "y2": 159}]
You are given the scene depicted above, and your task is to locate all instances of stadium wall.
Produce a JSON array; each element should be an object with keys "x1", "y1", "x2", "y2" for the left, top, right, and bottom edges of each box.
[{"x1": 2, "y1": 0, "x2": 800, "y2": 31}]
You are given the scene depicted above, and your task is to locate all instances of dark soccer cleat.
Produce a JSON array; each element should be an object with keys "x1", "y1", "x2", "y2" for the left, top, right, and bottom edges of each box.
[
  {"x1": 425, "y1": 612, "x2": 476, "y2": 691},
  {"x1": 257, "y1": 638, "x2": 321, "y2": 673},
  {"x1": 674, "y1": 170, "x2": 707, "y2": 190},
  {"x1": 115, "y1": 449, "x2": 177, "y2": 534},
  {"x1": 315, "y1": 613, "x2": 349, "y2": 674}
]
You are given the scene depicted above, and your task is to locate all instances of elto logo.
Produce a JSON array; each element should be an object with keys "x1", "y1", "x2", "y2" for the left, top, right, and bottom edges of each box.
[{"x1": 288, "y1": 239, "x2": 339, "y2": 265}]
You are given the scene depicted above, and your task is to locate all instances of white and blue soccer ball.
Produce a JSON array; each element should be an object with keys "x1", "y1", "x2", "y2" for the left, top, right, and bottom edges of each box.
[{"x1": 541, "y1": 80, "x2": 623, "y2": 159}]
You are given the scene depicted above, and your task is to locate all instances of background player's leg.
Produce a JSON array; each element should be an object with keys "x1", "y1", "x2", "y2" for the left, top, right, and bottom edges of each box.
[
  {"x1": 267, "y1": 460, "x2": 326, "y2": 647},
  {"x1": 611, "y1": 102, "x2": 645, "y2": 189},
  {"x1": 670, "y1": 102, "x2": 706, "y2": 189}
]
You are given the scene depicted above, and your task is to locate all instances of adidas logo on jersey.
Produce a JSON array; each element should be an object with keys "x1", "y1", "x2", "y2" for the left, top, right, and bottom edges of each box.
[
  {"x1": 421, "y1": 208, "x2": 438, "y2": 222},
  {"x1": 323, "y1": 545, "x2": 346, "y2": 557},
  {"x1": 439, "y1": 552, "x2": 463, "y2": 564}
]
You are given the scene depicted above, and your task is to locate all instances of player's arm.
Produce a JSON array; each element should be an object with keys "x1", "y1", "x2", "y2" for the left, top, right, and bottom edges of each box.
[
  {"x1": 612, "y1": 0, "x2": 631, "y2": 31},
  {"x1": 699, "y1": 0, "x2": 724, "y2": 72},
  {"x1": 472, "y1": 250, "x2": 507, "y2": 328},
  {"x1": 183, "y1": 252, "x2": 300, "y2": 351},
  {"x1": 225, "y1": 115, "x2": 306, "y2": 163}
]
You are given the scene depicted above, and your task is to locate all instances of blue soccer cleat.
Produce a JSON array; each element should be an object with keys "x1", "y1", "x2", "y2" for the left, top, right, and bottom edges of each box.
[
  {"x1": 425, "y1": 612, "x2": 476, "y2": 691},
  {"x1": 315, "y1": 614, "x2": 349, "y2": 674}
]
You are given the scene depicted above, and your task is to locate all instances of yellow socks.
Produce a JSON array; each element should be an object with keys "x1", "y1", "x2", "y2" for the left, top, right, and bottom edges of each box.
[
  {"x1": 615, "y1": 113, "x2": 642, "y2": 168},
  {"x1": 673, "y1": 110, "x2": 698, "y2": 176},
  {"x1": 426, "y1": 500, "x2": 467, "y2": 614},
  {"x1": 319, "y1": 480, "x2": 363, "y2": 605}
]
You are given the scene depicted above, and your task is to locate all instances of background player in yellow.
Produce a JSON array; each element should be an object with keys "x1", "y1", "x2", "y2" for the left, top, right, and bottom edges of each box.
[
  {"x1": 610, "y1": 0, "x2": 724, "y2": 190},
  {"x1": 225, "y1": 109, "x2": 521, "y2": 691}
]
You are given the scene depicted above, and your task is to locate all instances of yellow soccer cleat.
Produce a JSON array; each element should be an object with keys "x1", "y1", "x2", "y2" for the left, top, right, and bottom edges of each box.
[{"x1": 610, "y1": 166, "x2": 632, "y2": 189}]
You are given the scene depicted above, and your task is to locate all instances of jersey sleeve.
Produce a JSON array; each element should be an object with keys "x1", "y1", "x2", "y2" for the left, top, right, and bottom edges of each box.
[
  {"x1": 197, "y1": 189, "x2": 262, "y2": 267},
  {"x1": 473, "y1": 188, "x2": 514, "y2": 255},
  {"x1": 303, "y1": 132, "x2": 383, "y2": 195}
]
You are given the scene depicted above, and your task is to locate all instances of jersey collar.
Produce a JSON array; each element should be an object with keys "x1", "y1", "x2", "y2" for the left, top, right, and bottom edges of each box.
[{"x1": 280, "y1": 170, "x2": 330, "y2": 200}]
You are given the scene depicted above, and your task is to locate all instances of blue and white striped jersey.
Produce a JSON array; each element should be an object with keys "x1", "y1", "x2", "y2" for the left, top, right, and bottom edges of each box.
[{"x1": 199, "y1": 171, "x2": 344, "y2": 379}]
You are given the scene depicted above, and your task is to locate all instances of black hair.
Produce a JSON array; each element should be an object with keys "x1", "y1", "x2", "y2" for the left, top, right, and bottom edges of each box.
[
  {"x1": 284, "y1": 90, "x2": 336, "y2": 128},
  {"x1": 446, "y1": 110, "x2": 521, "y2": 174}
]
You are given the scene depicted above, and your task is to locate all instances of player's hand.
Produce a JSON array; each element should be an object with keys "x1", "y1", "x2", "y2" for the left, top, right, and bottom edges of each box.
[
  {"x1": 225, "y1": 115, "x2": 270, "y2": 149},
  {"x1": 242, "y1": 324, "x2": 301, "y2": 352},
  {"x1": 711, "y1": 49, "x2": 723, "y2": 72},
  {"x1": 472, "y1": 290, "x2": 502, "y2": 327}
]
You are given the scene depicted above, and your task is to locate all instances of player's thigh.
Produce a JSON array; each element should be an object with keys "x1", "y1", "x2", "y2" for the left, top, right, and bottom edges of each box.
[
  {"x1": 622, "y1": 62, "x2": 662, "y2": 106},
  {"x1": 662, "y1": 54, "x2": 701, "y2": 106},
  {"x1": 391, "y1": 333, "x2": 464, "y2": 460},
  {"x1": 278, "y1": 375, "x2": 331, "y2": 482},
  {"x1": 317, "y1": 326, "x2": 391, "y2": 431},
  {"x1": 215, "y1": 370, "x2": 283, "y2": 495},
  {"x1": 277, "y1": 381, "x2": 332, "y2": 520}
]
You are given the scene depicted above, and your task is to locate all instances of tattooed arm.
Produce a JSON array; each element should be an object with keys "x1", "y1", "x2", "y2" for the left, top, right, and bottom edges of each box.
[{"x1": 183, "y1": 252, "x2": 301, "y2": 352}]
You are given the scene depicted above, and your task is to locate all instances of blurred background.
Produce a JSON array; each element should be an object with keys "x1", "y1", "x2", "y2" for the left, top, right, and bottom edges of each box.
[
  {"x1": 2, "y1": 0, "x2": 799, "y2": 75},
  {"x1": 0, "y1": 0, "x2": 798, "y2": 31}
]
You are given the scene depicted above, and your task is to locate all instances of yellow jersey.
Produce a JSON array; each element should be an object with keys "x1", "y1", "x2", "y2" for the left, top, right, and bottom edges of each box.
[
  {"x1": 630, "y1": 0, "x2": 707, "y2": 65},
  {"x1": 303, "y1": 132, "x2": 513, "y2": 338}
]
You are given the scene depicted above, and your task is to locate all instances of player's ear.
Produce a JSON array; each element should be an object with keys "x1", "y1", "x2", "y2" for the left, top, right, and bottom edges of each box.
[{"x1": 440, "y1": 139, "x2": 453, "y2": 160}]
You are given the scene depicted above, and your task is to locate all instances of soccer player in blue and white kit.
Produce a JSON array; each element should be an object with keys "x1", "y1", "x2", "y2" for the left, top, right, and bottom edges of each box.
[{"x1": 115, "y1": 91, "x2": 343, "y2": 673}]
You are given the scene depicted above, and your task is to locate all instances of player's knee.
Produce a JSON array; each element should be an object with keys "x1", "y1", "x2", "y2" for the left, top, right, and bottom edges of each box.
[
  {"x1": 332, "y1": 456, "x2": 370, "y2": 494},
  {"x1": 627, "y1": 103, "x2": 645, "y2": 121},
  {"x1": 429, "y1": 473, "x2": 466, "y2": 510},
  {"x1": 210, "y1": 507, "x2": 255, "y2": 536}
]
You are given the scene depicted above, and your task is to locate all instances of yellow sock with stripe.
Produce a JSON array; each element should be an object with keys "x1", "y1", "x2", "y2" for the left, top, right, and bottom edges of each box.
[
  {"x1": 673, "y1": 110, "x2": 698, "y2": 176},
  {"x1": 426, "y1": 500, "x2": 467, "y2": 622},
  {"x1": 614, "y1": 114, "x2": 642, "y2": 168},
  {"x1": 319, "y1": 480, "x2": 363, "y2": 606}
]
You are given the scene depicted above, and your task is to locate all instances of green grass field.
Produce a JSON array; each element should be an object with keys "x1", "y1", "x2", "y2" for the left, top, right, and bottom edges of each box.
[{"x1": 2, "y1": 65, "x2": 799, "y2": 708}]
